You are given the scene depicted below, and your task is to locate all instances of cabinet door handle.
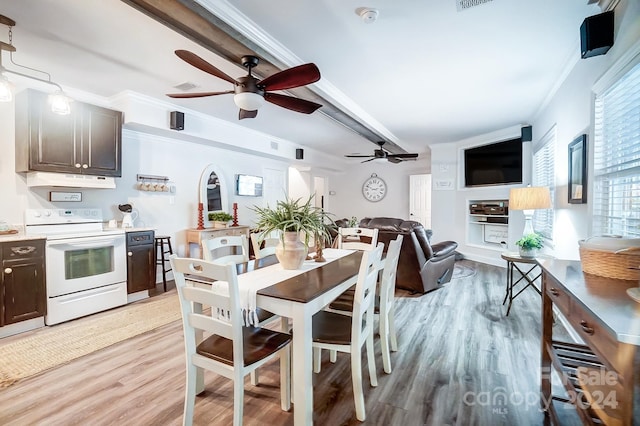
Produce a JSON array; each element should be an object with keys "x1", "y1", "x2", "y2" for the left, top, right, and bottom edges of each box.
[
  {"x1": 580, "y1": 320, "x2": 594, "y2": 335},
  {"x1": 82, "y1": 164, "x2": 88, "y2": 169},
  {"x1": 128, "y1": 251, "x2": 133, "y2": 256},
  {"x1": 4, "y1": 268, "x2": 12, "y2": 274},
  {"x1": 75, "y1": 163, "x2": 82, "y2": 168},
  {"x1": 11, "y1": 246, "x2": 36, "y2": 255},
  {"x1": 549, "y1": 288, "x2": 559, "y2": 297}
]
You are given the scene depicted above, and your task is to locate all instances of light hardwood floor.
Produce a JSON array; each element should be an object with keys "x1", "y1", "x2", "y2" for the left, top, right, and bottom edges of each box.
[{"x1": 0, "y1": 260, "x2": 564, "y2": 425}]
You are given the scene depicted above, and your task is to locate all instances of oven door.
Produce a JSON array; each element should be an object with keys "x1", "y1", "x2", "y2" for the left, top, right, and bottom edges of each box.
[{"x1": 46, "y1": 234, "x2": 127, "y2": 298}]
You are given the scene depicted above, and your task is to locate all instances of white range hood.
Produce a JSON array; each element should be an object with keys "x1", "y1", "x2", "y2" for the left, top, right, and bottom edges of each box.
[{"x1": 26, "y1": 172, "x2": 116, "y2": 189}]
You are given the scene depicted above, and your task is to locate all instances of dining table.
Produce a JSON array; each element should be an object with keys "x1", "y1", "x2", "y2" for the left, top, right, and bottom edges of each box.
[{"x1": 186, "y1": 248, "x2": 364, "y2": 425}]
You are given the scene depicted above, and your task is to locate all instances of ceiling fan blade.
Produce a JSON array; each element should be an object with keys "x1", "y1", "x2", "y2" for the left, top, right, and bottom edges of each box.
[
  {"x1": 166, "y1": 90, "x2": 234, "y2": 98},
  {"x1": 239, "y1": 109, "x2": 258, "y2": 120},
  {"x1": 361, "y1": 158, "x2": 376, "y2": 163},
  {"x1": 345, "y1": 155, "x2": 374, "y2": 158},
  {"x1": 387, "y1": 157, "x2": 403, "y2": 164},
  {"x1": 175, "y1": 50, "x2": 237, "y2": 85},
  {"x1": 264, "y1": 93, "x2": 322, "y2": 114},
  {"x1": 388, "y1": 153, "x2": 419, "y2": 159},
  {"x1": 260, "y1": 63, "x2": 321, "y2": 91}
]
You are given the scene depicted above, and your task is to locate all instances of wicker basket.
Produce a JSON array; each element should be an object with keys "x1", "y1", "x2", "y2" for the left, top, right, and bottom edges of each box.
[{"x1": 579, "y1": 243, "x2": 640, "y2": 281}]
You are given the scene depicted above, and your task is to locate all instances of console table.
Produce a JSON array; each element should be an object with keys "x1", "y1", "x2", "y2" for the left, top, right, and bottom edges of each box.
[
  {"x1": 185, "y1": 226, "x2": 250, "y2": 258},
  {"x1": 539, "y1": 259, "x2": 640, "y2": 425}
]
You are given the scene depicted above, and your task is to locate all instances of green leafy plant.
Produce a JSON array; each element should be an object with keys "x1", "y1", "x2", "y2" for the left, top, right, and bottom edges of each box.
[
  {"x1": 515, "y1": 233, "x2": 543, "y2": 250},
  {"x1": 348, "y1": 216, "x2": 359, "y2": 227},
  {"x1": 208, "y1": 212, "x2": 233, "y2": 222},
  {"x1": 252, "y1": 194, "x2": 334, "y2": 248}
]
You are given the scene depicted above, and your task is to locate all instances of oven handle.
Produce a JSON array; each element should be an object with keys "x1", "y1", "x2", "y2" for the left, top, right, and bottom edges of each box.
[{"x1": 47, "y1": 236, "x2": 124, "y2": 249}]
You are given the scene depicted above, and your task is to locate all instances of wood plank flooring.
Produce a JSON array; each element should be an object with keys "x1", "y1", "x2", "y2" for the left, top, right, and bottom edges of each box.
[{"x1": 0, "y1": 260, "x2": 567, "y2": 425}]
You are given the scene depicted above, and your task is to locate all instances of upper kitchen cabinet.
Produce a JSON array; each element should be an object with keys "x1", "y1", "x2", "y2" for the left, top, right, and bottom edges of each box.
[{"x1": 15, "y1": 89, "x2": 123, "y2": 177}]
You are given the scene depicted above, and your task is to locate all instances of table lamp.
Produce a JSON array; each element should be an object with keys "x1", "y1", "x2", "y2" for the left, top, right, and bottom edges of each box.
[{"x1": 509, "y1": 186, "x2": 551, "y2": 237}]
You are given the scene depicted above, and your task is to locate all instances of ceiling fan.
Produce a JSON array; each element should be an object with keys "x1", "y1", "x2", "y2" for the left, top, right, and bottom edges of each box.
[
  {"x1": 166, "y1": 50, "x2": 322, "y2": 120},
  {"x1": 345, "y1": 141, "x2": 419, "y2": 163}
]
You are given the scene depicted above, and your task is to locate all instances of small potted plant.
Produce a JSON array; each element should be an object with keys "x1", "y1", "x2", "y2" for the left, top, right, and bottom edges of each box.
[
  {"x1": 208, "y1": 211, "x2": 233, "y2": 228},
  {"x1": 515, "y1": 233, "x2": 543, "y2": 257},
  {"x1": 252, "y1": 194, "x2": 334, "y2": 269}
]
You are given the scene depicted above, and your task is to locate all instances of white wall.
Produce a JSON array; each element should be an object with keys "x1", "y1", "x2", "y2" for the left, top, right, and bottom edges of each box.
[{"x1": 432, "y1": 0, "x2": 640, "y2": 265}]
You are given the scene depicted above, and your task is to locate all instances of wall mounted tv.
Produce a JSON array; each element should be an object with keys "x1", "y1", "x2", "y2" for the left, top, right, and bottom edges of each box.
[
  {"x1": 236, "y1": 174, "x2": 263, "y2": 197},
  {"x1": 464, "y1": 138, "x2": 523, "y2": 187}
]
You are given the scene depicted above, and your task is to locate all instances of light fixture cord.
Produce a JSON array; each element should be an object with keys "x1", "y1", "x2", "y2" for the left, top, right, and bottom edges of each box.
[{"x1": 6, "y1": 25, "x2": 56, "y2": 85}]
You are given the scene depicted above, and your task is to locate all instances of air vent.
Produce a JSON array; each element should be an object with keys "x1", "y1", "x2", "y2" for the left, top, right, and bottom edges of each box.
[
  {"x1": 456, "y1": 0, "x2": 494, "y2": 11},
  {"x1": 270, "y1": 141, "x2": 279, "y2": 150},
  {"x1": 173, "y1": 81, "x2": 199, "y2": 91}
]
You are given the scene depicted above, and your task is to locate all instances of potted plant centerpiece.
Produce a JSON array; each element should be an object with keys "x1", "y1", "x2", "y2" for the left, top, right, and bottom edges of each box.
[
  {"x1": 208, "y1": 212, "x2": 233, "y2": 228},
  {"x1": 252, "y1": 195, "x2": 333, "y2": 269},
  {"x1": 515, "y1": 233, "x2": 543, "y2": 258}
]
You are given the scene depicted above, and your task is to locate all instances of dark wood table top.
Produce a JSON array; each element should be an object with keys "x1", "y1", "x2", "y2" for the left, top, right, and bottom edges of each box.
[{"x1": 257, "y1": 251, "x2": 363, "y2": 303}]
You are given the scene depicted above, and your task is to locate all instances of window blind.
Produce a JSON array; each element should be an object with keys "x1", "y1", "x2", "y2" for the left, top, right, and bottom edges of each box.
[
  {"x1": 532, "y1": 125, "x2": 556, "y2": 240},
  {"x1": 593, "y1": 60, "x2": 640, "y2": 237}
]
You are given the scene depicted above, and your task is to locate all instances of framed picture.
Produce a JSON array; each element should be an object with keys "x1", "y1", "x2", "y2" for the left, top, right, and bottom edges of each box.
[{"x1": 568, "y1": 134, "x2": 587, "y2": 204}]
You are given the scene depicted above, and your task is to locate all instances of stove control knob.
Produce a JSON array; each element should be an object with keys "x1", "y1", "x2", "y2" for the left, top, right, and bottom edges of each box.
[
  {"x1": 4, "y1": 268, "x2": 12, "y2": 274},
  {"x1": 43, "y1": 211, "x2": 52, "y2": 217},
  {"x1": 33, "y1": 211, "x2": 41, "y2": 217}
]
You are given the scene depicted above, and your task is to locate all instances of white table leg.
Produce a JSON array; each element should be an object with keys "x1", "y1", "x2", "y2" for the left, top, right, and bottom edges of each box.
[{"x1": 291, "y1": 304, "x2": 313, "y2": 425}]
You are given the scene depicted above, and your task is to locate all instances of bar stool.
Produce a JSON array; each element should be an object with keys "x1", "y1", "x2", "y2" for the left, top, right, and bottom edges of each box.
[{"x1": 155, "y1": 236, "x2": 173, "y2": 292}]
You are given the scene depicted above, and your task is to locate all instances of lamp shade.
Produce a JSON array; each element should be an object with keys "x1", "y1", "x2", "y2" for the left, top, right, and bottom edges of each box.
[
  {"x1": 233, "y1": 92, "x2": 265, "y2": 111},
  {"x1": 509, "y1": 186, "x2": 551, "y2": 210}
]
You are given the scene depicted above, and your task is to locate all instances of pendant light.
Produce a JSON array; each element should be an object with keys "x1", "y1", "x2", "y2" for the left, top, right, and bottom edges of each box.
[{"x1": 0, "y1": 14, "x2": 72, "y2": 115}]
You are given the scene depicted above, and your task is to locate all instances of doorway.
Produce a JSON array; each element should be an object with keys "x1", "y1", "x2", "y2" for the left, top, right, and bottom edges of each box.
[{"x1": 409, "y1": 174, "x2": 432, "y2": 227}]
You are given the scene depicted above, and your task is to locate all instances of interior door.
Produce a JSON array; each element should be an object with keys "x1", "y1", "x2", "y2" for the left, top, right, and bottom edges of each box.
[{"x1": 409, "y1": 174, "x2": 432, "y2": 228}]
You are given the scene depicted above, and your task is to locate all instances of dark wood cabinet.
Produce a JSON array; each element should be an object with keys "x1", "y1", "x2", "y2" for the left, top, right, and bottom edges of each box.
[
  {"x1": 126, "y1": 231, "x2": 156, "y2": 294},
  {"x1": 1, "y1": 239, "x2": 46, "y2": 326},
  {"x1": 15, "y1": 89, "x2": 122, "y2": 177}
]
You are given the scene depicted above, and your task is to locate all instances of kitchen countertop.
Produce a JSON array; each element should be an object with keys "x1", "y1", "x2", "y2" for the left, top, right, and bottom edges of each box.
[{"x1": 0, "y1": 230, "x2": 46, "y2": 242}]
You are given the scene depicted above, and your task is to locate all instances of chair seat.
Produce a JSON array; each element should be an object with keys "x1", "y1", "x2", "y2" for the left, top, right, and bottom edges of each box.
[
  {"x1": 254, "y1": 307, "x2": 277, "y2": 324},
  {"x1": 197, "y1": 327, "x2": 291, "y2": 367},
  {"x1": 312, "y1": 310, "x2": 356, "y2": 345}
]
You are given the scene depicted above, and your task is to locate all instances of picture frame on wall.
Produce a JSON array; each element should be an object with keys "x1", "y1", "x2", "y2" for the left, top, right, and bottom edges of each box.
[{"x1": 568, "y1": 134, "x2": 587, "y2": 204}]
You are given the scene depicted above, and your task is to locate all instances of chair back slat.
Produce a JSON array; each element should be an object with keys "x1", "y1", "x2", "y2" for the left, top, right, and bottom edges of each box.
[
  {"x1": 202, "y1": 235, "x2": 249, "y2": 265},
  {"x1": 250, "y1": 230, "x2": 280, "y2": 259},
  {"x1": 379, "y1": 235, "x2": 403, "y2": 315},
  {"x1": 352, "y1": 243, "x2": 384, "y2": 334},
  {"x1": 338, "y1": 227, "x2": 379, "y2": 251},
  {"x1": 170, "y1": 256, "x2": 244, "y2": 361}
]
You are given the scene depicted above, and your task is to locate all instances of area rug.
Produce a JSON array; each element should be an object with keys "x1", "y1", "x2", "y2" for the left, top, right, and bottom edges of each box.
[
  {"x1": 0, "y1": 291, "x2": 181, "y2": 388},
  {"x1": 451, "y1": 262, "x2": 476, "y2": 280}
]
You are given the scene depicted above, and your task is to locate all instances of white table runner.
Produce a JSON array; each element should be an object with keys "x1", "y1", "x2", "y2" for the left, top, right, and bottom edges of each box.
[{"x1": 189, "y1": 248, "x2": 355, "y2": 325}]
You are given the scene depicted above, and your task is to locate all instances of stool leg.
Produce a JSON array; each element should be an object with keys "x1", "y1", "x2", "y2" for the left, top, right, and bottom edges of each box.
[{"x1": 160, "y1": 242, "x2": 168, "y2": 292}]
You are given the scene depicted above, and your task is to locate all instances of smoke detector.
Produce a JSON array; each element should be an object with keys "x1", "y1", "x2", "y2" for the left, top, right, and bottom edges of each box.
[{"x1": 357, "y1": 8, "x2": 379, "y2": 24}]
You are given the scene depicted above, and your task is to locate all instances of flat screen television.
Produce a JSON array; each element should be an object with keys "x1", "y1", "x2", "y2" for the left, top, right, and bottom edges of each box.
[
  {"x1": 236, "y1": 174, "x2": 263, "y2": 197},
  {"x1": 464, "y1": 138, "x2": 523, "y2": 187}
]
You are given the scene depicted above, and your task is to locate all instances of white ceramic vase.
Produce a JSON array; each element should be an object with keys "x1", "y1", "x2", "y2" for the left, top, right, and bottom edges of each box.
[
  {"x1": 519, "y1": 247, "x2": 538, "y2": 258},
  {"x1": 276, "y1": 231, "x2": 308, "y2": 270}
]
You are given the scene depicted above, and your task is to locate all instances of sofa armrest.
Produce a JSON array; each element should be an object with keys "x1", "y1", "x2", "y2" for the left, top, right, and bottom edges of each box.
[{"x1": 431, "y1": 241, "x2": 458, "y2": 258}]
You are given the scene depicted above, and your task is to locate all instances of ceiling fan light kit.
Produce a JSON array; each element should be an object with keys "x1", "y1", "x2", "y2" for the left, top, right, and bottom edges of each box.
[
  {"x1": 0, "y1": 14, "x2": 72, "y2": 115},
  {"x1": 167, "y1": 50, "x2": 322, "y2": 120}
]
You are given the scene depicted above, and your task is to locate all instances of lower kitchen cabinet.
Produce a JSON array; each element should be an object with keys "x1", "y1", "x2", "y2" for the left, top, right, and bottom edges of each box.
[
  {"x1": 126, "y1": 230, "x2": 156, "y2": 294},
  {"x1": 1, "y1": 239, "x2": 46, "y2": 326}
]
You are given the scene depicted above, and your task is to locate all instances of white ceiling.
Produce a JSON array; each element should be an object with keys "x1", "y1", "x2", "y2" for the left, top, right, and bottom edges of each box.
[{"x1": 0, "y1": 0, "x2": 598, "y2": 160}]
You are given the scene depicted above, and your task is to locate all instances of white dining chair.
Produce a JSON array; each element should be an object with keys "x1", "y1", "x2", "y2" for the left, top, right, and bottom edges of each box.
[
  {"x1": 326, "y1": 235, "x2": 404, "y2": 373},
  {"x1": 250, "y1": 230, "x2": 280, "y2": 259},
  {"x1": 311, "y1": 243, "x2": 384, "y2": 421},
  {"x1": 170, "y1": 255, "x2": 291, "y2": 426},
  {"x1": 337, "y1": 227, "x2": 379, "y2": 251},
  {"x1": 202, "y1": 235, "x2": 249, "y2": 265}
]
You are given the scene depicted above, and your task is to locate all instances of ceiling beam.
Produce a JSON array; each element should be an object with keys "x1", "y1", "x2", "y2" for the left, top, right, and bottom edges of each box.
[{"x1": 120, "y1": 0, "x2": 408, "y2": 154}]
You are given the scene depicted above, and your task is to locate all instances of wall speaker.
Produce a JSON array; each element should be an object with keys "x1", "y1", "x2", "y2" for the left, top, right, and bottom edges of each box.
[
  {"x1": 521, "y1": 125, "x2": 532, "y2": 142},
  {"x1": 580, "y1": 10, "x2": 614, "y2": 59},
  {"x1": 170, "y1": 111, "x2": 184, "y2": 131},
  {"x1": 295, "y1": 148, "x2": 304, "y2": 160}
]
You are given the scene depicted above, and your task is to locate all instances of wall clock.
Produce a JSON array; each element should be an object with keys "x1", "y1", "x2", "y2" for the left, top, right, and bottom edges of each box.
[{"x1": 362, "y1": 173, "x2": 387, "y2": 202}]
